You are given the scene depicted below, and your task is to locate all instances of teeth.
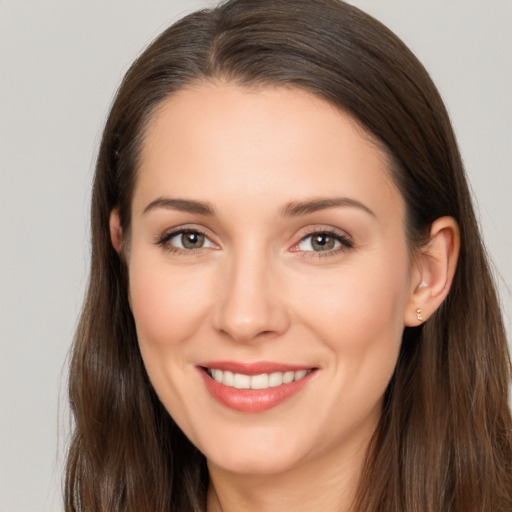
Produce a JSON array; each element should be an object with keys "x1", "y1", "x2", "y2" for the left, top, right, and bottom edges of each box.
[
  {"x1": 233, "y1": 373, "x2": 251, "y2": 389},
  {"x1": 207, "y1": 368, "x2": 311, "y2": 389},
  {"x1": 223, "y1": 370, "x2": 234, "y2": 386},
  {"x1": 268, "y1": 372, "x2": 283, "y2": 387},
  {"x1": 283, "y1": 371, "x2": 295, "y2": 384},
  {"x1": 294, "y1": 369, "x2": 307, "y2": 381},
  {"x1": 251, "y1": 373, "x2": 269, "y2": 389}
]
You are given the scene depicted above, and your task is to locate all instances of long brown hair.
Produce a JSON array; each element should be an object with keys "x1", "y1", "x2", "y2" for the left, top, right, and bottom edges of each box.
[{"x1": 65, "y1": 1, "x2": 512, "y2": 510}]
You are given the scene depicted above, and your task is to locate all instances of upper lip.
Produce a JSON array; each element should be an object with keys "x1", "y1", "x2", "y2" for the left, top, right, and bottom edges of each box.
[{"x1": 198, "y1": 361, "x2": 316, "y2": 375}]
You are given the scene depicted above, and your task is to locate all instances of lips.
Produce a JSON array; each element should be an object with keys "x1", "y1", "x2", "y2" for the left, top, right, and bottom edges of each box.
[
  {"x1": 207, "y1": 367, "x2": 310, "y2": 389},
  {"x1": 198, "y1": 361, "x2": 317, "y2": 413}
]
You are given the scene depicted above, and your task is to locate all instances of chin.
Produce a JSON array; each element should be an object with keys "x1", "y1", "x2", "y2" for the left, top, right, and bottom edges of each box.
[
  {"x1": 207, "y1": 450, "x2": 301, "y2": 476},
  {"x1": 200, "y1": 428, "x2": 310, "y2": 476}
]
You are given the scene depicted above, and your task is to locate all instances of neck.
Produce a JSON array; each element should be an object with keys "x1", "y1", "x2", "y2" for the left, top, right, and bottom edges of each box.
[{"x1": 206, "y1": 434, "x2": 370, "y2": 512}]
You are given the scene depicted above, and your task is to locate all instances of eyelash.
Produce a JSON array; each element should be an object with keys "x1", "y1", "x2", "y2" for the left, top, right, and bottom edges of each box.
[
  {"x1": 156, "y1": 227, "x2": 354, "y2": 257},
  {"x1": 293, "y1": 228, "x2": 354, "y2": 258},
  {"x1": 156, "y1": 227, "x2": 215, "y2": 255}
]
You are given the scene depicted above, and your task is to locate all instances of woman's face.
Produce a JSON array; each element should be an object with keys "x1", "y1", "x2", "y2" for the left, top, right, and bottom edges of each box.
[{"x1": 123, "y1": 82, "x2": 418, "y2": 476}]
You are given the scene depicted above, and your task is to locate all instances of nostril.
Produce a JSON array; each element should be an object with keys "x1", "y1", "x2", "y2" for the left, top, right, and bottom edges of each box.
[{"x1": 212, "y1": 270, "x2": 291, "y2": 342}]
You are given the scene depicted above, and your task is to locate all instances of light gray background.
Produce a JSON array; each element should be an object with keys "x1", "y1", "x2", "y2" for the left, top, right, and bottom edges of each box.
[{"x1": 1, "y1": 1, "x2": 510, "y2": 510}]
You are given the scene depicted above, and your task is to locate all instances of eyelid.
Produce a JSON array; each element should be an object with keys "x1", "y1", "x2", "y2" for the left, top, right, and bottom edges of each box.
[
  {"x1": 155, "y1": 224, "x2": 353, "y2": 257},
  {"x1": 155, "y1": 225, "x2": 219, "y2": 253},
  {"x1": 290, "y1": 226, "x2": 354, "y2": 255}
]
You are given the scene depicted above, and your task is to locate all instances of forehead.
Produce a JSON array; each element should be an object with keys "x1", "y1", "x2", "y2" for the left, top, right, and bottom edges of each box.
[{"x1": 134, "y1": 82, "x2": 403, "y2": 222}]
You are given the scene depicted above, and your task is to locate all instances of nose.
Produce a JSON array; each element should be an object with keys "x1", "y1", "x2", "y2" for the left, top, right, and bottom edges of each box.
[{"x1": 213, "y1": 250, "x2": 290, "y2": 343}]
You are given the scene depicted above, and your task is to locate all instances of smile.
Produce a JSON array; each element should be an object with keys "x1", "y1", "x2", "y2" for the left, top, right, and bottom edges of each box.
[
  {"x1": 199, "y1": 362, "x2": 317, "y2": 413},
  {"x1": 206, "y1": 368, "x2": 311, "y2": 390}
]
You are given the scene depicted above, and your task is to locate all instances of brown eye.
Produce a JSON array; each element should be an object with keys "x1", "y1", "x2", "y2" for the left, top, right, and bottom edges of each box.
[
  {"x1": 161, "y1": 229, "x2": 216, "y2": 251},
  {"x1": 181, "y1": 231, "x2": 205, "y2": 249},
  {"x1": 296, "y1": 230, "x2": 352, "y2": 254},
  {"x1": 310, "y1": 233, "x2": 336, "y2": 251}
]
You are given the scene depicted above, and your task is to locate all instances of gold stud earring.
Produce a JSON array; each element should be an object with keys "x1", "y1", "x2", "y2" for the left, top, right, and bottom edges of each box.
[{"x1": 416, "y1": 308, "x2": 423, "y2": 322}]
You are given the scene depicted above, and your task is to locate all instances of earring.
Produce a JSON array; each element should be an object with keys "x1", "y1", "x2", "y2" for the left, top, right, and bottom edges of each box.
[{"x1": 416, "y1": 308, "x2": 423, "y2": 322}]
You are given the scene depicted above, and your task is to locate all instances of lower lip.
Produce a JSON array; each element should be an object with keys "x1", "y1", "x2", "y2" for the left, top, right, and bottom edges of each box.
[{"x1": 199, "y1": 369, "x2": 314, "y2": 413}]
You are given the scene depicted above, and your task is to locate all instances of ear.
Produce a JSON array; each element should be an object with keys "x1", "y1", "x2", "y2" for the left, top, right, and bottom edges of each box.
[
  {"x1": 109, "y1": 208, "x2": 123, "y2": 254},
  {"x1": 404, "y1": 216, "x2": 460, "y2": 326}
]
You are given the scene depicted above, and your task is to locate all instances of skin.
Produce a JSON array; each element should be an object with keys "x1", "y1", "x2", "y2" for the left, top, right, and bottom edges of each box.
[{"x1": 110, "y1": 82, "x2": 459, "y2": 512}]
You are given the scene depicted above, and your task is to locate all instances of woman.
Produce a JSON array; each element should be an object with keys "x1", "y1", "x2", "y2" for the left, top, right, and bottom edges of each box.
[{"x1": 65, "y1": 0, "x2": 512, "y2": 510}]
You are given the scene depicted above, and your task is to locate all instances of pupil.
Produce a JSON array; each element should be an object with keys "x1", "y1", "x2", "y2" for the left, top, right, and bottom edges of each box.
[
  {"x1": 312, "y1": 234, "x2": 334, "y2": 251},
  {"x1": 182, "y1": 231, "x2": 204, "y2": 249}
]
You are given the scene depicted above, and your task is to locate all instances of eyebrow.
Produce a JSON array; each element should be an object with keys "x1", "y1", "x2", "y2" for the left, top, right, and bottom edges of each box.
[
  {"x1": 142, "y1": 195, "x2": 374, "y2": 218},
  {"x1": 143, "y1": 197, "x2": 215, "y2": 215},
  {"x1": 281, "y1": 197, "x2": 375, "y2": 217}
]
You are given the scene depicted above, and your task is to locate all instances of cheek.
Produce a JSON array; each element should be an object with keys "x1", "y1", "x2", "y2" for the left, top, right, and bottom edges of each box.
[
  {"x1": 126, "y1": 250, "x2": 217, "y2": 430},
  {"x1": 127, "y1": 251, "x2": 213, "y2": 355},
  {"x1": 289, "y1": 254, "x2": 409, "y2": 441},
  {"x1": 295, "y1": 250, "x2": 410, "y2": 392},
  {"x1": 301, "y1": 253, "x2": 408, "y2": 336}
]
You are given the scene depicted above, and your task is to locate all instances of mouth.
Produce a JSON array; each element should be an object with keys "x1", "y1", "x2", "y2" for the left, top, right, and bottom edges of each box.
[
  {"x1": 198, "y1": 362, "x2": 317, "y2": 413},
  {"x1": 203, "y1": 367, "x2": 312, "y2": 390}
]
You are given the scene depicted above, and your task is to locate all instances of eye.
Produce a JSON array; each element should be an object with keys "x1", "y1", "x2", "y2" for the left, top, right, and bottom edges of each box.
[
  {"x1": 158, "y1": 229, "x2": 216, "y2": 252},
  {"x1": 295, "y1": 230, "x2": 353, "y2": 253}
]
